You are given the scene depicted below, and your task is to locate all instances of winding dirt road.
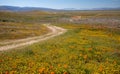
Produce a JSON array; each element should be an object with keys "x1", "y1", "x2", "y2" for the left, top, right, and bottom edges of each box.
[{"x1": 0, "y1": 24, "x2": 67, "y2": 51}]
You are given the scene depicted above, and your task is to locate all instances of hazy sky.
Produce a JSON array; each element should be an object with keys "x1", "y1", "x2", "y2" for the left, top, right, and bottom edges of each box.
[{"x1": 0, "y1": 0, "x2": 120, "y2": 9}]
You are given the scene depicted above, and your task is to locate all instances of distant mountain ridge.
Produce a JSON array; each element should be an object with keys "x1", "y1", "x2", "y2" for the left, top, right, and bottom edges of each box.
[
  {"x1": 0, "y1": 6, "x2": 56, "y2": 11},
  {"x1": 0, "y1": 6, "x2": 120, "y2": 11},
  {"x1": 92, "y1": 7, "x2": 120, "y2": 10}
]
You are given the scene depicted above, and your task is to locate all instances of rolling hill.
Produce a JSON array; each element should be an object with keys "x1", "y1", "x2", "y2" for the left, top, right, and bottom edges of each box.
[
  {"x1": 0, "y1": 6, "x2": 120, "y2": 12},
  {"x1": 0, "y1": 6, "x2": 56, "y2": 11}
]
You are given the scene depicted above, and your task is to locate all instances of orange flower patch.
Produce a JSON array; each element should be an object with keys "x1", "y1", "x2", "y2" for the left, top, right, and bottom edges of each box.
[
  {"x1": 50, "y1": 66, "x2": 54, "y2": 69},
  {"x1": 58, "y1": 64, "x2": 61, "y2": 67},
  {"x1": 63, "y1": 72, "x2": 68, "y2": 74},
  {"x1": 38, "y1": 68, "x2": 45, "y2": 73},
  {"x1": 63, "y1": 64, "x2": 68, "y2": 68},
  {"x1": 80, "y1": 54, "x2": 82, "y2": 57},
  {"x1": 99, "y1": 65, "x2": 103, "y2": 72},
  {"x1": 88, "y1": 48, "x2": 92, "y2": 51},
  {"x1": 51, "y1": 72, "x2": 55, "y2": 74},
  {"x1": 83, "y1": 55, "x2": 87, "y2": 59}
]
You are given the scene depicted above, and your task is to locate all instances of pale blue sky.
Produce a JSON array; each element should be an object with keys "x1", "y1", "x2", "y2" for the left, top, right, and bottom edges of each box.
[{"x1": 0, "y1": 0, "x2": 120, "y2": 9}]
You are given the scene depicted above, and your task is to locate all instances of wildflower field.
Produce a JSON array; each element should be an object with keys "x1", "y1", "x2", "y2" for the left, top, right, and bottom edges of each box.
[{"x1": 0, "y1": 23, "x2": 120, "y2": 74}]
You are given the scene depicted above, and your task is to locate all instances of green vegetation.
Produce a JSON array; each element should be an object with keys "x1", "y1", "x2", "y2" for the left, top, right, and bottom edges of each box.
[
  {"x1": 0, "y1": 10, "x2": 120, "y2": 74},
  {"x1": 0, "y1": 24, "x2": 120, "y2": 74}
]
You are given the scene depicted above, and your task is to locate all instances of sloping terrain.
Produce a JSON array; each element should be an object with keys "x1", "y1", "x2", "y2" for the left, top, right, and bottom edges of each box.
[{"x1": 0, "y1": 24, "x2": 67, "y2": 51}]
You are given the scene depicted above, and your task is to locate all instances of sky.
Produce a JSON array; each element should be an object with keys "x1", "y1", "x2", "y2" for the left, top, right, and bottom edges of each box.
[{"x1": 0, "y1": 0, "x2": 120, "y2": 9}]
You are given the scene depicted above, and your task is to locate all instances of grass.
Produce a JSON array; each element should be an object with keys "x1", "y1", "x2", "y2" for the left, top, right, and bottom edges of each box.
[
  {"x1": 0, "y1": 22, "x2": 50, "y2": 41},
  {"x1": 0, "y1": 24, "x2": 120, "y2": 74}
]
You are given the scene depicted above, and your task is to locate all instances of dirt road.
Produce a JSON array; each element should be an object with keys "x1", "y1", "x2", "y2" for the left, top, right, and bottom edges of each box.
[{"x1": 0, "y1": 24, "x2": 67, "y2": 51}]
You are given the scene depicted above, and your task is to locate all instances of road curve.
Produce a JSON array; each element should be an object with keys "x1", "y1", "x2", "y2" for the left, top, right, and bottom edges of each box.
[{"x1": 0, "y1": 24, "x2": 67, "y2": 51}]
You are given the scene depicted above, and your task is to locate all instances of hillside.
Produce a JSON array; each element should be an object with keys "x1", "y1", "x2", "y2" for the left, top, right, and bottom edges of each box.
[
  {"x1": 0, "y1": 6, "x2": 56, "y2": 11},
  {"x1": 0, "y1": 10, "x2": 120, "y2": 74},
  {"x1": 0, "y1": 6, "x2": 120, "y2": 12}
]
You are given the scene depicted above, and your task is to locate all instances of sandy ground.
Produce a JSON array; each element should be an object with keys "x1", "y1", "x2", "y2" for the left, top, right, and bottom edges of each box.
[{"x1": 0, "y1": 24, "x2": 67, "y2": 51}]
